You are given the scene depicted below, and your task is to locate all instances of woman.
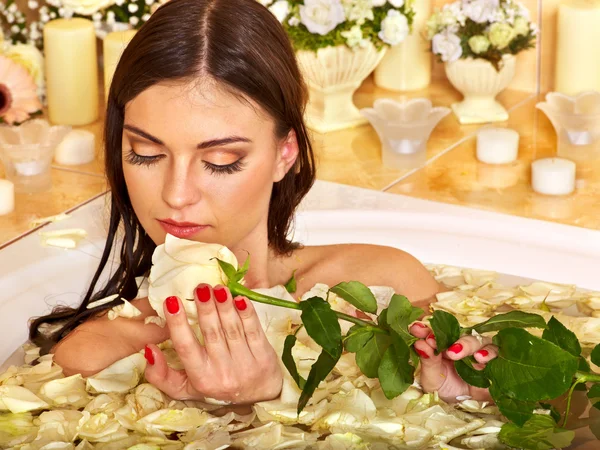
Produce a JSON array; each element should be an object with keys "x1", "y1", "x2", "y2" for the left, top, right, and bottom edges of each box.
[{"x1": 29, "y1": 0, "x2": 496, "y2": 406}]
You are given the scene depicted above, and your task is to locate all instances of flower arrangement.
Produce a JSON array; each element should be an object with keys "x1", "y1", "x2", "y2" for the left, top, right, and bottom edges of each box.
[
  {"x1": 426, "y1": 0, "x2": 537, "y2": 70},
  {"x1": 261, "y1": 0, "x2": 415, "y2": 52}
]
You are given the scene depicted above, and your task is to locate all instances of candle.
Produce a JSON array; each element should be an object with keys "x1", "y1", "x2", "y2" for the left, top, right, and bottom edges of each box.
[
  {"x1": 374, "y1": 0, "x2": 432, "y2": 91},
  {"x1": 54, "y1": 130, "x2": 96, "y2": 165},
  {"x1": 0, "y1": 179, "x2": 15, "y2": 216},
  {"x1": 476, "y1": 128, "x2": 520, "y2": 164},
  {"x1": 103, "y1": 30, "x2": 137, "y2": 101},
  {"x1": 44, "y1": 18, "x2": 99, "y2": 126},
  {"x1": 531, "y1": 157, "x2": 576, "y2": 196},
  {"x1": 555, "y1": 0, "x2": 600, "y2": 95}
]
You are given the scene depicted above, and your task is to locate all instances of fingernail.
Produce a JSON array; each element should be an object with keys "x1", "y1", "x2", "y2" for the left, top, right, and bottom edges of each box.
[
  {"x1": 448, "y1": 343, "x2": 463, "y2": 354},
  {"x1": 214, "y1": 287, "x2": 228, "y2": 303},
  {"x1": 476, "y1": 349, "x2": 489, "y2": 357},
  {"x1": 166, "y1": 296, "x2": 179, "y2": 314},
  {"x1": 196, "y1": 285, "x2": 211, "y2": 302},
  {"x1": 234, "y1": 297, "x2": 247, "y2": 311},
  {"x1": 416, "y1": 349, "x2": 429, "y2": 359},
  {"x1": 414, "y1": 323, "x2": 427, "y2": 328},
  {"x1": 427, "y1": 333, "x2": 435, "y2": 340},
  {"x1": 144, "y1": 345, "x2": 155, "y2": 365}
]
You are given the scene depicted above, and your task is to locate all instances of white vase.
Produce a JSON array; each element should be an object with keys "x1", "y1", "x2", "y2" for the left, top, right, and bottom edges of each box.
[
  {"x1": 296, "y1": 43, "x2": 387, "y2": 133},
  {"x1": 444, "y1": 55, "x2": 516, "y2": 125}
]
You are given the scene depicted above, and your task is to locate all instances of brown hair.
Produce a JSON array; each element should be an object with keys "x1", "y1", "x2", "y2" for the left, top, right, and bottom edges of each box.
[{"x1": 29, "y1": 0, "x2": 315, "y2": 353}]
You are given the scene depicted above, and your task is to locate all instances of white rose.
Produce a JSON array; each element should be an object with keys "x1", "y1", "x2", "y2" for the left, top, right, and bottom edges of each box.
[
  {"x1": 60, "y1": 0, "x2": 116, "y2": 16},
  {"x1": 269, "y1": 0, "x2": 290, "y2": 23},
  {"x1": 432, "y1": 32, "x2": 463, "y2": 62},
  {"x1": 462, "y1": 0, "x2": 499, "y2": 24},
  {"x1": 378, "y1": 9, "x2": 409, "y2": 46},
  {"x1": 299, "y1": 0, "x2": 345, "y2": 36},
  {"x1": 3, "y1": 43, "x2": 44, "y2": 97},
  {"x1": 148, "y1": 234, "x2": 239, "y2": 325}
]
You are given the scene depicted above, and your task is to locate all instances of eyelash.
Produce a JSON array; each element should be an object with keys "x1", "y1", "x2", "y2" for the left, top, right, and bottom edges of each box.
[{"x1": 124, "y1": 149, "x2": 245, "y2": 175}]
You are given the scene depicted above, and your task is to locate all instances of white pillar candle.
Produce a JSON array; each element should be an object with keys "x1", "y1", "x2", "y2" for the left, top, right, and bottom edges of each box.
[
  {"x1": 555, "y1": 0, "x2": 600, "y2": 95},
  {"x1": 103, "y1": 29, "x2": 137, "y2": 101},
  {"x1": 44, "y1": 18, "x2": 99, "y2": 126},
  {"x1": 0, "y1": 179, "x2": 15, "y2": 216},
  {"x1": 374, "y1": 0, "x2": 432, "y2": 91},
  {"x1": 531, "y1": 157, "x2": 576, "y2": 196},
  {"x1": 476, "y1": 128, "x2": 520, "y2": 164},
  {"x1": 54, "y1": 130, "x2": 96, "y2": 165}
]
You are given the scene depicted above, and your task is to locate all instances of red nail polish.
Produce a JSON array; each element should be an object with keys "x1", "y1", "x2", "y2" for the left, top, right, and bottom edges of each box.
[
  {"x1": 234, "y1": 297, "x2": 247, "y2": 311},
  {"x1": 448, "y1": 343, "x2": 463, "y2": 354},
  {"x1": 166, "y1": 296, "x2": 179, "y2": 314},
  {"x1": 214, "y1": 287, "x2": 228, "y2": 303},
  {"x1": 427, "y1": 333, "x2": 435, "y2": 340},
  {"x1": 196, "y1": 285, "x2": 211, "y2": 302},
  {"x1": 477, "y1": 349, "x2": 489, "y2": 357},
  {"x1": 144, "y1": 346, "x2": 155, "y2": 365},
  {"x1": 414, "y1": 323, "x2": 427, "y2": 328},
  {"x1": 416, "y1": 349, "x2": 429, "y2": 359}
]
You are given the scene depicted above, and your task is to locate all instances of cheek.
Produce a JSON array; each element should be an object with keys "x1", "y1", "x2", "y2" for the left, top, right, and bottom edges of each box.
[{"x1": 122, "y1": 164, "x2": 159, "y2": 222}]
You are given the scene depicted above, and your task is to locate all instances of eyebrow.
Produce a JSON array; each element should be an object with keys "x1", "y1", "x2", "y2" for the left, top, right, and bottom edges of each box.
[{"x1": 123, "y1": 124, "x2": 252, "y2": 149}]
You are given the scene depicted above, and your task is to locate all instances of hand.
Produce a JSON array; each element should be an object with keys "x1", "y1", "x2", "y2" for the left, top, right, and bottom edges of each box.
[
  {"x1": 143, "y1": 284, "x2": 283, "y2": 404},
  {"x1": 410, "y1": 322, "x2": 498, "y2": 403}
]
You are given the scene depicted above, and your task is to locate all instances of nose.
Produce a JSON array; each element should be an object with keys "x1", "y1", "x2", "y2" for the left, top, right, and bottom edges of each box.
[{"x1": 161, "y1": 158, "x2": 201, "y2": 210}]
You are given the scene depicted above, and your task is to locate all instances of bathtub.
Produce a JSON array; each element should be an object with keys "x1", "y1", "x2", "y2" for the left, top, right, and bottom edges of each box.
[{"x1": 0, "y1": 181, "x2": 599, "y2": 447}]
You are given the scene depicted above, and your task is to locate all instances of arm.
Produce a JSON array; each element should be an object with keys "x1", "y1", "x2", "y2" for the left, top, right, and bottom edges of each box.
[{"x1": 51, "y1": 297, "x2": 170, "y2": 377}]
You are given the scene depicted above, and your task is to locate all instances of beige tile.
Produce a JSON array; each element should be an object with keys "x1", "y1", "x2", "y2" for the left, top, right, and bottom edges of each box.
[
  {"x1": 385, "y1": 96, "x2": 600, "y2": 230},
  {"x1": 0, "y1": 169, "x2": 108, "y2": 246},
  {"x1": 314, "y1": 76, "x2": 534, "y2": 190}
]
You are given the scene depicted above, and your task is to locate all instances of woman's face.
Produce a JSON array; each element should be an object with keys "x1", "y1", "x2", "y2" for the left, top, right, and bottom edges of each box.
[{"x1": 121, "y1": 79, "x2": 298, "y2": 249}]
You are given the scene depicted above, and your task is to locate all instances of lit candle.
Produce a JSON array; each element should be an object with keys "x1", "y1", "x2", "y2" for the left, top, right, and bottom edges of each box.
[
  {"x1": 531, "y1": 157, "x2": 576, "y2": 196},
  {"x1": 103, "y1": 29, "x2": 137, "y2": 101},
  {"x1": 374, "y1": 0, "x2": 432, "y2": 91},
  {"x1": 54, "y1": 130, "x2": 96, "y2": 165},
  {"x1": 555, "y1": 0, "x2": 600, "y2": 95},
  {"x1": 44, "y1": 18, "x2": 99, "y2": 126},
  {"x1": 476, "y1": 128, "x2": 520, "y2": 164},
  {"x1": 0, "y1": 179, "x2": 15, "y2": 216}
]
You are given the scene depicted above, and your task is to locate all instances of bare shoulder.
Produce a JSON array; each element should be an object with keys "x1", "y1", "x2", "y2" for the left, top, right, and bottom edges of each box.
[{"x1": 298, "y1": 243, "x2": 441, "y2": 304}]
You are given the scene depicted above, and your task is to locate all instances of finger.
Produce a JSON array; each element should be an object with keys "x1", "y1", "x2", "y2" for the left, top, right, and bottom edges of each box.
[
  {"x1": 194, "y1": 284, "x2": 232, "y2": 361},
  {"x1": 413, "y1": 340, "x2": 446, "y2": 393},
  {"x1": 163, "y1": 296, "x2": 207, "y2": 375},
  {"x1": 143, "y1": 344, "x2": 200, "y2": 401},
  {"x1": 425, "y1": 332, "x2": 437, "y2": 350},
  {"x1": 232, "y1": 295, "x2": 274, "y2": 361},
  {"x1": 409, "y1": 322, "x2": 431, "y2": 339},
  {"x1": 473, "y1": 344, "x2": 498, "y2": 364},
  {"x1": 213, "y1": 286, "x2": 253, "y2": 361},
  {"x1": 444, "y1": 335, "x2": 492, "y2": 361}
]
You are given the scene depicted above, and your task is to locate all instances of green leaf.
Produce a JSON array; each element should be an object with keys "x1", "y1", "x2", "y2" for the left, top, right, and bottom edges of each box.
[
  {"x1": 378, "y1": 309, "x2": 389, "y2": 329},
  {"x1": 300, "y1": 297, "x2": 342, "y2": 359},
  {"x1": 588, "y1": 384, "x2": 600, "y2": 403},
  {"x1": 216, "y1": 258, "x2": 237, "y2": 284},
  {"x1": 378, "y1": 333, "x2": 414, "y2": 399},
  {"x1": 284, "y1": 270, "x2": 297, "y2": 294},
  {"x1": 236, "y1": 255, "x2": 250, "y2": 283},
  {"x1": 282, "y1": 335, "x2": 306, "y2": 390},
  {"x1": 493, "y1": 394, "x2": 536, "y2": 427},
  {"x1": 498, "y1": 415, "x2": 574, "y2": 450},
  {"x1": 343, "y1": 326, "x2": 373, "y2": 353},
  {"x1": 542, "y1": 317, "x2": 581, "y2": 357},
  {"x1": 429, "y1": 310, "x2": 461, "y2": 353},
  {"x1": 454, "y1": 357, "x2": 490, "y2": 389},
  {"x1": 487, "y1": 328, "x2": 579, "y2": 401},
  {"x1": 356, "y1": 333, "x2": 391, "y2": 378},
  {"x1": 329, "y1": 281, "x2": 377, "y2": 314},
  {"x1": 592, "y1": 343, "x2": 600, "y2": 366},
  {"x1": 539, "y1": 403, "x2": 562, "y2": 424},
  {"x1": 578, "y1": 356, "x2": 591, "y2": 373},
  {"x1": 297, "y1": 350, "x2": 340, "y2": 414},
  {"x1": 470, "y1": 311, "x2": 547, "y2": 334},
  {"x1": 387, "y1": 295, "x2": 423, "y2": 346}
]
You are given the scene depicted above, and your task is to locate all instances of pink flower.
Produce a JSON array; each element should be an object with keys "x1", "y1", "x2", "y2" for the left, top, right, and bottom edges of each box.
[{"x1": 0, "y1": 55, "x2": 42, "y2": 125}]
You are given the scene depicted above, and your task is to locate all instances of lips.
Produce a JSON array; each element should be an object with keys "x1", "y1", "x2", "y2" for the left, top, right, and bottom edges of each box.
[{"x1": 157, "y1": 219, "x2": 208, "y2": 239}]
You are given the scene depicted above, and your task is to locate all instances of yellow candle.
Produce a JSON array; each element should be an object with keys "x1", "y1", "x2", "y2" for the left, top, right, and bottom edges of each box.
[
  {"x1": 374, "y1": 0, "x2": 432, "y2": 92},
  {"x1": 103, "y1": 29, "x2": 137, "y2": 101},
  {"x1": 555, "y1": 0, "x2": 600, "y2": 95},
  {"x1": 44, "y1": 18, "x2": 99, "y2": 126}
]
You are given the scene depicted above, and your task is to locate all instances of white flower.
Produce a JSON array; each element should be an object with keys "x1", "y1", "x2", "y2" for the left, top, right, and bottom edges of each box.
[
  {"x1": 432, "y1": 32, "x2": 462, "y2": 62},
  {"x1": 378, "y1": 9, "x2": 409, "y2": 46},
  {"x1": 299, "y1": 0, "x2": 345, "y2": 36},
  {"x1": 462, "y1": 0, "x2": 499, "y2": 24},
  {"x1": 129, "y1": 16, "x2": 139, "y2": 26},
  {"x1": 27, "y1": 1, "x2": 39, "y2": 9},
  {"x1": 389, "y1": 0, "x2": 404, "y2": 7},
  {"x1": 372, "y1": 0, "x2": 386, "y2": 5},
  {"x1": 115, "y1": 0, "x2": 124, "y2": 5},
  {"x1": 258, "y1": 0, "x2": 274, "y2": 5},
  {"x1": 341, "y1": 25, "x2": 369, "y2": 49},
  {"x1": 342, "y1": 0, "x2": 374, "y2": 25},
  {"x1": 128, "y1": 3, "x2": 139, "y2": 13},
  {"x1": 288, "y1": 16, "x2": 300, "y2": 26},
  {"x1": 60, "y1": 0, "x2": 116, "y2": 16},
  {"x1": 269, "y1": 1, "x2": 289, "y2": 23}
]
